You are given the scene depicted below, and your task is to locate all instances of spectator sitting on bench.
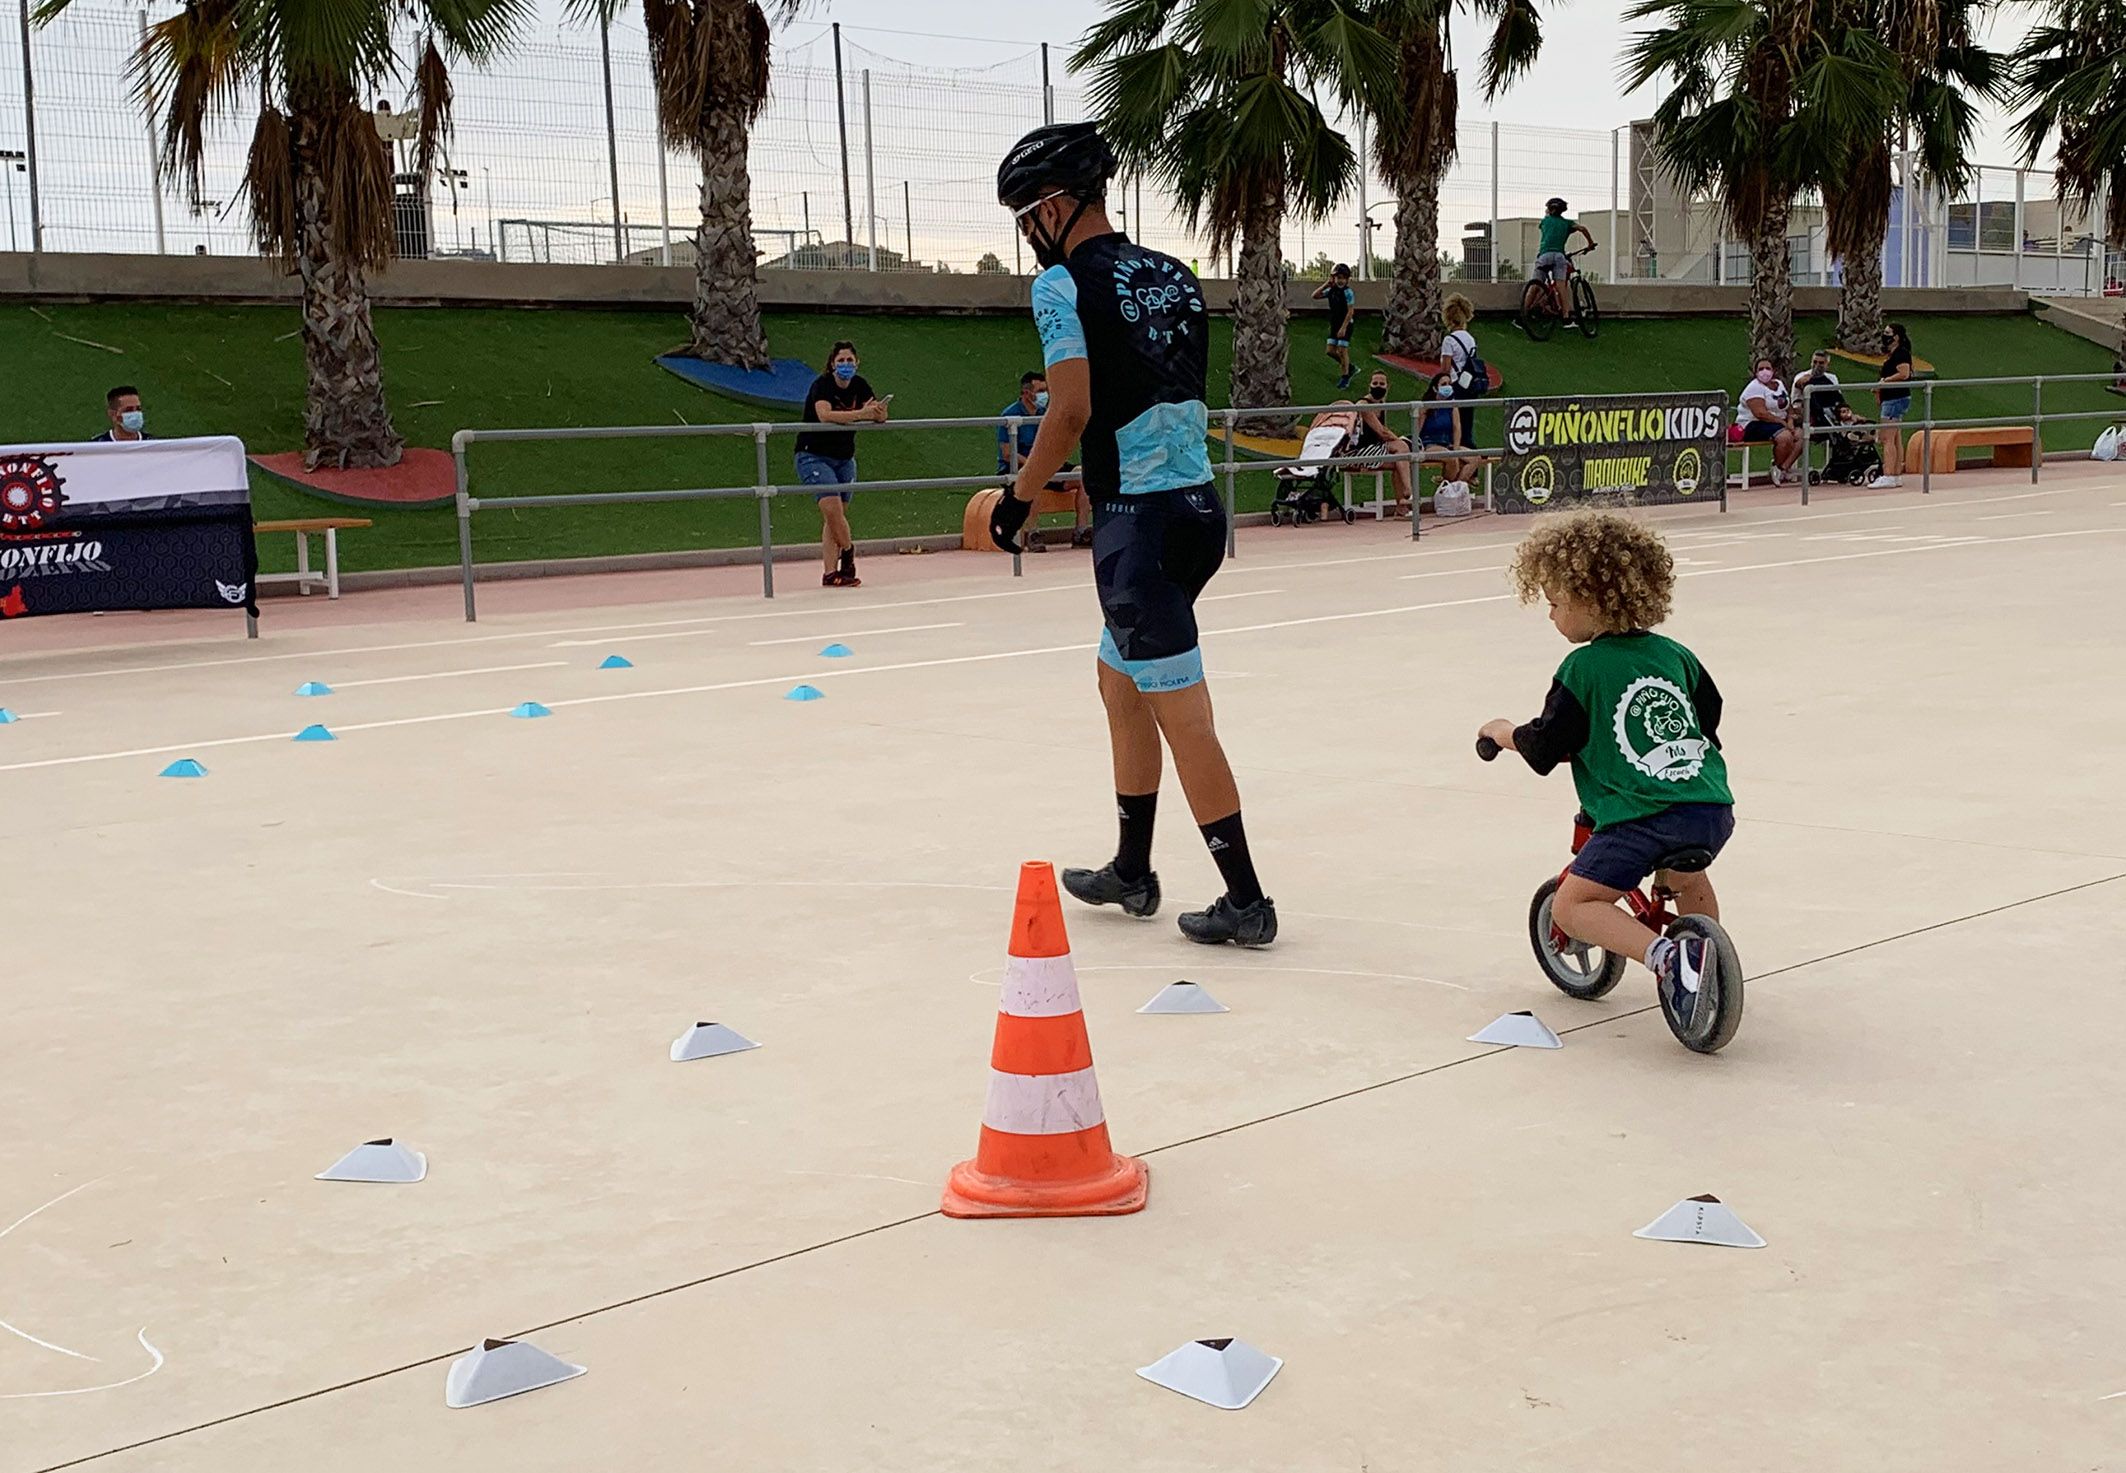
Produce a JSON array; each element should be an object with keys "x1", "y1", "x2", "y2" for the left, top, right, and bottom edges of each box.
[
  {"x1": 1418, "y1": 369, "x2": 1480, "y2": 509},
  {"x1": 997, "y1": 370, "x2": 1091, "y2": 552},
  {"x1": 1351, "y1": 370, "x2": 1415, "y2": 515}
]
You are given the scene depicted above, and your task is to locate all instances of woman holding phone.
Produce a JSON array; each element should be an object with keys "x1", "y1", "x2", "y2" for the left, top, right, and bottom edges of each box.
[{"x1": 795, "y1": 339, "x2": 888, "y2": 587}]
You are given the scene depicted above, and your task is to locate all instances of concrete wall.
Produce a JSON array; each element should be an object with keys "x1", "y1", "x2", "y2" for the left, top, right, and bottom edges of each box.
[{"x1": 0, "y1": 250, "x2": 2035, "y2": 321}]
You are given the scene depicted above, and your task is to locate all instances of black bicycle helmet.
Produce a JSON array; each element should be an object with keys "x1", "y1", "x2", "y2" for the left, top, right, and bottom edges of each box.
[
  {"x1": 1546, "y1": 196, "x2": 1568, "y2": 213},
  {"x1": 997, "y1": 122, "x2": 1117, "y2": 209}
]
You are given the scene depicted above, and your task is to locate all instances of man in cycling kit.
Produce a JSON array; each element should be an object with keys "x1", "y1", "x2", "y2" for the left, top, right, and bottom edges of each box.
[
  {"x1": 989, "y1": 122, "x2": 1276, "y2": 947},
  {"x1": 1533, "y1": 198, "x2": 1596, "y2": 325}
]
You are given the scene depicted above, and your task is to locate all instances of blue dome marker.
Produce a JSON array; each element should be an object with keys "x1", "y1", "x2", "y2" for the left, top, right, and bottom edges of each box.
[
  {"x1": 598, "y1": 655, "x2": 633, "y2": 670},
  {"x1": 0, "y1": 708, "x2": 17, "y2": 724},
  {"x1": 784, "y1": 684, "x2": 825, "y2": 702},
  {"x1": 294, "y1": 681, "x2": 332, "y2": 697},
  {"x1": 293, "y1": 724, "x2": 335, "y2": 742},
  {"x1": 510, "y1": 701, "x2": 553, "y2": 719},
  {"x1": 160, "y1": 758, "x2": 207, "y2": 778},
  {"x1": 819, "y1": 643, "x2": 853, "y2": 658}
]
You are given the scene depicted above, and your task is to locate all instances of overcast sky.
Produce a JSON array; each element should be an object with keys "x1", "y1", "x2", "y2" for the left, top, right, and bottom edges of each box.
[{"x1": 765, "y1": 0, "x2": 2043, "y2": 170}]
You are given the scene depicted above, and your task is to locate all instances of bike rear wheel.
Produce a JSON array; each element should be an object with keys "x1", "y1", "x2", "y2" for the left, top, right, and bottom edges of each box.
[
  {"x1": 1520, "y1": 281, "x2": 1559, "y2": 342},
  {"x1": 1659, "y1": 914, "x2": 1745, "y2": 1053},
  {"x1": 1529, "y1": 877, "x2": 1627, "y2": 999},
  {"x1": 1571, "y1": 275, "x2": 1600, "y2": 339}
]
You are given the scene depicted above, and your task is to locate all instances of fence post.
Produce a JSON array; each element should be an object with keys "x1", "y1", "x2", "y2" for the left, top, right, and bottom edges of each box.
[
  {"x1": 903, "y1": 179, "x2": 912, "y2": 266},
  {"x1": 2030, "y1": 378, "x2": 2042, "y2": 484},
  {"x1": 1489, "y1": 121, "x2": 1500, "y2": 282},
  {"x1": 1356, "y1": 112, "x2": 1369, "y2": 280},
  {"x1": 17, "y1": 0, "x2": 42, "y2": 251},
  {"x1": 1410, "y1": 399, "x2": 1422, "y2": 540},
  {"x1": 1718, "y1": 393, "x2": 1730, "y2": 512},
  {"x1": 862, "y1": 70, "x2": 877, "y2": 271},
  {"x1": 1798, "y1": 384, "x2": 1812, "y2": 506},
  {"x1": 754, "y1": 425, "x2": 774, "y2": 598},
  {"x1": 1006, "y1": 414, "x2": 1023, "y2": 579},
  {"x1": 598, "y1": 19, "x2": 624, "y2": 263},
  {"x1": 1921, "y1": 382, "x2": 1933, "y2": 494},
  {"x1": 137, "y1": 9, "x2": 164, "y2": 254},
  {"x1": 1608, "y1": 128, "x2": 1619, "y2": 284},
  {"x1": 453, "y1": 433, "x2": 477, "y2": 622},
  {"x1": 2012, "y1": 167, "x2": 2025, "y2": 293},
  {"x1": 833, "y1": 23, "x2": 854, "y2": 251},
  {"x1": 1221, "y1": 407, "x2": 1238, "y2": 558},
  {"x1": 654, "y1": 135, "x2": 672, "y2": 267},
  {"x1": 1041, "y1": 43, "x2": 1053, "y2": 125}
]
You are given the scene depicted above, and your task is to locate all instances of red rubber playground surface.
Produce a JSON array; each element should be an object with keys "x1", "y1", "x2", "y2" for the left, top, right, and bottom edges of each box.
[{"x1": 2, "y1": 464, "x2": 2122, "y2": 1472}]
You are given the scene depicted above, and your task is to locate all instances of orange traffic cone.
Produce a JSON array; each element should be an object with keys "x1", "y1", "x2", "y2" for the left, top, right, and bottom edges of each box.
[{"x1": 942, "y1": 861, "x2": 1149, "y2": 1219}]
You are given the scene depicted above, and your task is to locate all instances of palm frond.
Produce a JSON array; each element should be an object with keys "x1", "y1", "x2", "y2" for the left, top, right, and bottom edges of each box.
[
  {"x1": 240, "y1": 103, "x2": 298, "y2": 258},
  {"x1": 134, "y1": 0, "x2": 251, "y2": 211},
  {"x1": 410, "y1": 35, "x2": 453, "y2": 183},
  {"x1": 1470, "y1": 0, "x2": 1544, "y2": 98}
]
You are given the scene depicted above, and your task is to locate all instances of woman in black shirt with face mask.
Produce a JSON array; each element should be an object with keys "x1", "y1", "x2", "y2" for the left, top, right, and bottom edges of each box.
[{"x1": 795, "y1": 340, "x2": 888, "y2": 587}]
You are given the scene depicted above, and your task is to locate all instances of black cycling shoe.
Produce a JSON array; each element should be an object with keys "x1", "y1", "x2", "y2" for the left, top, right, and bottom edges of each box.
[
  {"x1": 1178, "y1": 894, "x2": 1278, "y2": 948},
  {"x1": 1061, "y1": 863, "x2": 1161, "y2": 918}
]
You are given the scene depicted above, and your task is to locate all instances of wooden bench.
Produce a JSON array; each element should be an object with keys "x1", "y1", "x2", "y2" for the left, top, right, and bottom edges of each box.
[
  {"x1": 1903, "y1": 426, "x2": 2037, "y2": 476},
  {"x1": 1343, "y1": 452, "x2": 1499, "y2": 517},
  {"x1": 254, "y1": 517, "x2": 372, "y2": 599},
  {"x1": 961, "y1": 488, "x2": 1081, "y2": 552}
]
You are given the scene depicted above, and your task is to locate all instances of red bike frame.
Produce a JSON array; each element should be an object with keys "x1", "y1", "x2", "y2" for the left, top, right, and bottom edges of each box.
[{"x1": 1551, "y1": 811, "x2": 1677, "y2": 950}]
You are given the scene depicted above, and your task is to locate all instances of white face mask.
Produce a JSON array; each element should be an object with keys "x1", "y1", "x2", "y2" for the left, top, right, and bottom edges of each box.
[{"x1": 1033, "y1": 391, "x2": 1049, "y2": 411}]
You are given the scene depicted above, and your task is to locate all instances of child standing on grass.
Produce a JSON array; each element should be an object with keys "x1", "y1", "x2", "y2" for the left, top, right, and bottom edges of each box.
[{"x1": 1478, "y1": 511, "x2": 1734, "y2": 1021}]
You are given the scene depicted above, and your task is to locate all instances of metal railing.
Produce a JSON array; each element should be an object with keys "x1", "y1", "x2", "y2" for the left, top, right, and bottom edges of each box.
[
  {"x1": 449, "y1": 400, "x2": 1506, "y2": 619},
  {"x1": 1796, "y1": 373, "x2": 2124, "y2": 504}
]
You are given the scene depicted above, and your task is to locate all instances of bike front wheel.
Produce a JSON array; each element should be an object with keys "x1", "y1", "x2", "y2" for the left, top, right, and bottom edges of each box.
[
  {"x1": 1658, "y1": 914, "x2": 1745, "y2": 1053},
  {"x1": 1571, "y1": 275, "x2": 1600, "y2": 339},
  {"x1": 1529, "y1": 876, "x2": 1627, "y2": 999}
]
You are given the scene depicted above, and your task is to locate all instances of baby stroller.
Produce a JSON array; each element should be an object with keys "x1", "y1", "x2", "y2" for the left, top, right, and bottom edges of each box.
[
  {"x1": 1812, "y1": 394, "x2": 1881, "y2": 486},
  {"x1": 1269, "y1": 407, "x2": 1359, "y2": 526}
]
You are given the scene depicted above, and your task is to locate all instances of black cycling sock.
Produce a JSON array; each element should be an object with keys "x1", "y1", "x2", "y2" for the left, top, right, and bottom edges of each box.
[
  {"x1": 1198, "y1": 811, "x2": 1263, "y2": 908},
  {"x1": 1114, "y1": 792, "x2": 1158, "y2": 881}
]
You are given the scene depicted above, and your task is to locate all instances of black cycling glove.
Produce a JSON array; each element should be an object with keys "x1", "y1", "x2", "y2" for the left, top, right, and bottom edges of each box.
[{"x1": 989, "y1": 491, "x2": 1033, "y2": 553}]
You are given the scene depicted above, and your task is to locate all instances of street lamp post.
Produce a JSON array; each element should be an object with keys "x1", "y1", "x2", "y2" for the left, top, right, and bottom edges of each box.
[{"x1": 1, "y1": 148, "x2": 23, "y2": 252}]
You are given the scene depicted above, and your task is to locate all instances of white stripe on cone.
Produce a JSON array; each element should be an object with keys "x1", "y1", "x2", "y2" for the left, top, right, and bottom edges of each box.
[
  {"x1": 998, "y1": 953, "x2": 1085, "y2": 1018},
  {"x1": 981, "y1": 1066, "x2": 1106, "y2": 1136}
]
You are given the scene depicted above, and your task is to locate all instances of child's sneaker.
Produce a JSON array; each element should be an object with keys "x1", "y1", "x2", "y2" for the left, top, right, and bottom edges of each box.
[{"x1": 1649, "y1": 934, "x2": 1712, "y2": 1024}]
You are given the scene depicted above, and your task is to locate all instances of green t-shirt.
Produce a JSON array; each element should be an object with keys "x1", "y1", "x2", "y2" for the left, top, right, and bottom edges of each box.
[
  {"x1": 1538, "y1": 215, "x2": 1576, "y2": 257},
  {"x1": 1515, "y1": 631, "x2": 1733, "y2": 829}
]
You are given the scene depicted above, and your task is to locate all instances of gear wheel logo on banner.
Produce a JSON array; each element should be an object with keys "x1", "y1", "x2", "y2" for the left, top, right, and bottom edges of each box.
[{"x1": 0, "y1": 456, "x2": 66, "y2": 531}]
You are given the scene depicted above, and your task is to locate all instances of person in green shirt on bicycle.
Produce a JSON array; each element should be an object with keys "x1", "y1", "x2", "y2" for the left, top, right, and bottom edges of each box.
[
  {"x1": 1532, "y1": 198, "x2": 1597, "y2": 326},
  {"x1": 1478, "y1": 511, "x2": 1733, "y2": 1023}
]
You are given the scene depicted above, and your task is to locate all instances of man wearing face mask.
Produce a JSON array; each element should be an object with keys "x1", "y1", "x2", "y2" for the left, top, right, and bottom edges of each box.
[
  {"x1": 990, "y1": 122, "x2": 1276, "y2": 948},
  {"x1": 996, "y1": 370, "x2": 1092, "y2": 551},
  {"x1": 93, "y1": 385, "x2": 152, "y2": 442}
]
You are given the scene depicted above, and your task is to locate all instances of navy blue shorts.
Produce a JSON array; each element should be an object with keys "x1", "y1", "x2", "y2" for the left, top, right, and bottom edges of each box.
[
  {"x1": 1571, "y1": 803, "x2": 1735, "y2": 891},
  {"x1": 1091, "y1": 483, "x2": 1227, "y2": 693}
]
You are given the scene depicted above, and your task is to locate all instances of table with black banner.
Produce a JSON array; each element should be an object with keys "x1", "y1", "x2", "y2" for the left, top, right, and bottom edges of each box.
[
  {"x1": 0, "y1": 436, "x2": 260, "y2": 634},
  {"x1": 1493, "y1": 393, "x2": 1729, "y2": 514}
]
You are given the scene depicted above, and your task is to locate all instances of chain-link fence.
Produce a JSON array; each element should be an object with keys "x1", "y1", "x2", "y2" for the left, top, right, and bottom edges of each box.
[{"x1": 3, "y1": 4, "x2": 2115, "y2": 298}]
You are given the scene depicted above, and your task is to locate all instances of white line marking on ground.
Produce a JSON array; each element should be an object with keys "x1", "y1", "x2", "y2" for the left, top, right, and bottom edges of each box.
[
  {"x1": 0, "y1": 1329, "x2": 163, "y2": 1399},
  {"x1": 748, "y1": 622, "x2": 963, "y2": 646},
  {"x1": 1976, "y1": 510, "x2": 2053, "y2": 521},
  {"x1": 372, "y1": 876, "x2": 1014, "y2": 901},
  {"x1": 0, "y1": 1180, "x2": 111, "y2": 1367},
  {"x1": 781, "y1": 1169, "x2": 932, "y2": 1188},
  {"x1": 1196, "y1": 587, "x2": 1285, "y2": 602},
  {"x1": 0, "y1": 1319, "x2": 99, "y2": 1362},
  {"x1": 330, "y1": 661, "x2": 567, "y2": 688},
  {"x1": 7, "y1": 528, "x2": 2117, "y2": 776},
  {"x1": 969, "y1": 962, "x2": 1470, "y2": 991},
  {"x1": 3, "y1": 711, "x2": 60, "y2": 720},
  {"x1": 2099, "y1": 1389, "x2": 2126, "y2": 1401}
]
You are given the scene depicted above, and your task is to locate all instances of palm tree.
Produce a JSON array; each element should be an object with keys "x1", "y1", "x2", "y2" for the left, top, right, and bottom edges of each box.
[
  {"x1": 2012, "y1": 0, "x2": 2126, "y2": 353},
  {"x1": 1076, "y1": 0, "x2": 1395, "y2": 420},
  {"x1": 1816, "y1": 0, "x2": 1999, "y2": 351},
  {"x1": 569, "y1": 0, "x2": 801, "y2": 372},
  {"x1": 1622, "y1": 0, "x2": 1817, "y2": 375},
  {"x1": 35, "y1": 0, "x2": 527, "y2": 469},
  {"x1": 1369, "y1": 0, "x2": 1545, "y2": 360}
]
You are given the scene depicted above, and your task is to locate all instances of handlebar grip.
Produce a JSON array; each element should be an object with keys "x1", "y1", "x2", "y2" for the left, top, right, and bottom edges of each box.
[{"x1": 1475, "y1": 735, "x2": 1501, "y2": 762}]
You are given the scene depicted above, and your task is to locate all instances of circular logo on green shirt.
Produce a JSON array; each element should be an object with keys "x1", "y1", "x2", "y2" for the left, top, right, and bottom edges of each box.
[{"x1": 1612, "y1": 675, "x2": 1708, "y2": 781}]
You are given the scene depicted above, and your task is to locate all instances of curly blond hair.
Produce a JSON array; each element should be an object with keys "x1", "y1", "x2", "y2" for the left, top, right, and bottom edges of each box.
[{"x1": 1508, "y1": 510, "x2": 1676, "y2": 631}]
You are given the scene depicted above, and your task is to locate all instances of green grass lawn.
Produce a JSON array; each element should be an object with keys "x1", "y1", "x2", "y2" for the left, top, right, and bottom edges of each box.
[{"x1": 2, "y1": 299, "x2": 2112, "y2": 574}]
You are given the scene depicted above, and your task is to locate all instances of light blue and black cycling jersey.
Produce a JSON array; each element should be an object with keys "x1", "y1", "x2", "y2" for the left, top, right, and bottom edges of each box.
[{"x1": 1030, "y1": 234, "x2": 1215, "y2": 498}]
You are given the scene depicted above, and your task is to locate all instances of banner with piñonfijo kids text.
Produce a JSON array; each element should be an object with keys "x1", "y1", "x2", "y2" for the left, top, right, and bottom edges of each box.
[{"x1": 1493, "y1": 393, "x2": 1727, "y2": 514}]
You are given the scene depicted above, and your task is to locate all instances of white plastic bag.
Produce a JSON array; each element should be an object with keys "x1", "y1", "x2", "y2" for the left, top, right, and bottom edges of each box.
[
  {"x1": 2094, "y1": 425, "x2": 2123, "y2": 462},
  {"x1": 1433, "y1": 480, "x2": 1474, "y2": 518}
]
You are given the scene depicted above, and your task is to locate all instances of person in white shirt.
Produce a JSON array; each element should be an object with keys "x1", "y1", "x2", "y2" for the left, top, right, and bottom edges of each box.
[{"x1": 1735, "y1": 356, "x2": 1801, "y2": 484}]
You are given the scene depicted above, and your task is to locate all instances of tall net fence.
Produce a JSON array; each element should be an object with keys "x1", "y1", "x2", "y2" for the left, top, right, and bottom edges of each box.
[{"x1": 3, "y1": 5, "x2": 2112, "y2": 296}]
